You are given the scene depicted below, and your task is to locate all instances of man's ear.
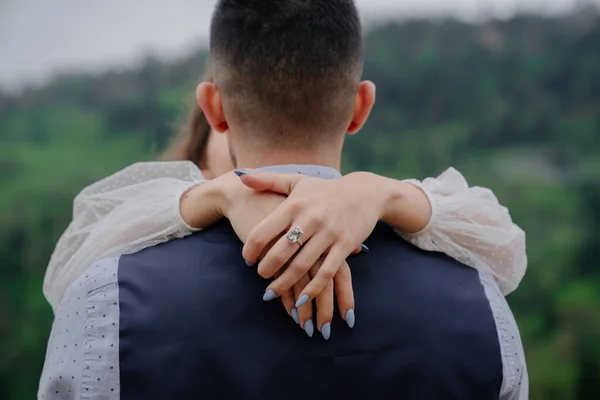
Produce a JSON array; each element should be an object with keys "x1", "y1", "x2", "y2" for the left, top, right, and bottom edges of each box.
[
  {"x1": 197, "y1": 82, "x2": 228, "y2": 133},
  {"x1": 347, "y1": 80, "x2": 376, "y2": 134}
]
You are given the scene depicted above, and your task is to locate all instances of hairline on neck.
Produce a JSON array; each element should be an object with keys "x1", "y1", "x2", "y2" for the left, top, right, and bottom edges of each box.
[{"x1": 230, "y1": 132, "x2": 346, "y2": 171}]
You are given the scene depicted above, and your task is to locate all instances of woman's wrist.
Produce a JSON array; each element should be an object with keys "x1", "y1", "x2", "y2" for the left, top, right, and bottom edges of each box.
[
  {"x1": 383, "y1": 179, "x2": 432, "y2": 234},
  {"x1": 346, "y1": 172, "x2": 432, "y2": 234}
]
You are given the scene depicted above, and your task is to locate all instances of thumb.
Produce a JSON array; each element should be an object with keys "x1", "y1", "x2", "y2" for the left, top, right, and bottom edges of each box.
[{"x1": 235, "y1": 170, "x2": 303, "y2": 195}]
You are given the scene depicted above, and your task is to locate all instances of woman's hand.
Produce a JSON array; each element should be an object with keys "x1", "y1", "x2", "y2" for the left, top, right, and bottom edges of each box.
[
  {"x1": 239, "y1": 171, "x2": 382, "y2": 302},
  {"x1": 239, "y1": 170, "x2": 432, "y2": 313}
]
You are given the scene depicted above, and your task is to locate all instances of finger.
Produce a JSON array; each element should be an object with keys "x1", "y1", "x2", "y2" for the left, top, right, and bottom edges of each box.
[
  {"x1": 280, "y1": 288, "x2": 299, "y2": 324},
  {"x1": 310, "y1": 262, "x2": 334, "y2": 340},
  {"x1": 263, "y1": 271, "x2": 286, "y2": 304},
  {"x1": 293, "y1": 274, "x2": 314, "y2": 337},
  {"x1": 351, "y1": 244, "x2": 370, "y2": 255},
  {"x1": 232, "y1": 167, "x2": 257, "y2": 176},
  {"x1": 334, "y1": 262, "x2": 355, "y2": 328},
  {"x1": 257, "y1": 224, "x2": 316, "y2": 280},
  {"x1": 239, "y1": 172, "x2": 303, "y2": 195},
  {"x1": 266, "y1": 232, "x2": 330, "y2": 295},
  {"x1": 296, "y1": 244, "x2": 351, "y2": 304},
  {"x1": 242, "y1": 206, "x2": 294, "y2": 264}
]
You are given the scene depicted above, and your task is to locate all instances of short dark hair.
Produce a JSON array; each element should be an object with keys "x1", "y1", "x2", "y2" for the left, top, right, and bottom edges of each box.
[{"x1": 210, "y1": 0, "x2": 364, "y2": 147}]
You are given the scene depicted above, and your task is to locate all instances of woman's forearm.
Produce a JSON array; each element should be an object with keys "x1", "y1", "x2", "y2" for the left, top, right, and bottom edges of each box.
[{"x1": 179, "y1": 178, "x2": 227, "y2": 229}]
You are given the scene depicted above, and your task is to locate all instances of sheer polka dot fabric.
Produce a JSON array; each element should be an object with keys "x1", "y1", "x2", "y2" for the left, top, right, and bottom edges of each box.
[
  {"x1": 400, "y1": 167, "x2": 527, "y2": 296},
  {"x1": 44, "y1": 162, "x2": 205, "y2": 312}
]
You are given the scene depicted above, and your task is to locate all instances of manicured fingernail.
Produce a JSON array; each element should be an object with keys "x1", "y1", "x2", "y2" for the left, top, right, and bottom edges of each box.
[
  {"x1": 304, "y1": 320, "x2": 314, "y2": 337},
  {"x1": 360, "y1": 244, "x2": 370, "y2": 253},
  {"x1": 244, "y1": 260, "x2": 257, "y2": 267},
  {"x1": 291, "y1": 308, "x2": 300, "y2": 324},
  {"x1": 234, "y1": 169, "x2": 251, "y2": 177},
  {"x1": 263, "y1": 289, "x2": 277, "y2": 302},
  {"x1": 345, "y1": 309, "x2": 355, "y2": 328},
  {"x1": 321, "y1": 323, "x2": 331, "y2": 340},
  {"x1": 295, "y1": 294, "x2": 309, "y2": 308}
]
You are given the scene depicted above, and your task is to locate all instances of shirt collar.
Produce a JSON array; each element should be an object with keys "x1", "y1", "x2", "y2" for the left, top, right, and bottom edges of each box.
[{"x1": 256, "y1": 164, "x2": 341, "y2": 179}]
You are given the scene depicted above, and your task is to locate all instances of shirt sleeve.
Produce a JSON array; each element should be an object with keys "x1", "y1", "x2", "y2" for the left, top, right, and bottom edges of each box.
[
  {"x1": 43, "y1": 161, "x2": 206, "y2": 312},
  {"x1": 39, "y1": 258, "x2": 121, "y2": 399},
  {"x1": 38, "y1": 281, "x2": 88, "y2": 400},
  {"x1": 399, "y1": 167, "x2": 527, "y2": 296},
  {"x1": 503, "y1": 362, "x2": 529, "y2": 400}
]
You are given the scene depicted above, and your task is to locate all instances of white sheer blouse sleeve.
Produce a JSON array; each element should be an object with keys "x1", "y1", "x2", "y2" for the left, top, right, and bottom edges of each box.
[
  {"x1": 400, "y1": 167, "x2": 527, "y2": 296},
  {"x1": 43, "y1": 161, "x2": 206, "y2": 312}
]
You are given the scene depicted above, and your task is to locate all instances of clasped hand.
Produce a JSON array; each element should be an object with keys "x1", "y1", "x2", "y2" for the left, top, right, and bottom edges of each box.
[{"x1": 189, "y1": 170, "x2": 389, "y2": 339}]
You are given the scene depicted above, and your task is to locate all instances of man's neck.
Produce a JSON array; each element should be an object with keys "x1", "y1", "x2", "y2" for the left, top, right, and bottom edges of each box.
[{"x1": 234, "y1": 145, "x2": 343, "y2": 171}]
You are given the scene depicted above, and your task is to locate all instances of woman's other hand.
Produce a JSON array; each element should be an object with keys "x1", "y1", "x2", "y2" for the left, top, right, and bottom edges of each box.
[{"x1": 278, "y1": 261, "x2": 355, "y2": 340}]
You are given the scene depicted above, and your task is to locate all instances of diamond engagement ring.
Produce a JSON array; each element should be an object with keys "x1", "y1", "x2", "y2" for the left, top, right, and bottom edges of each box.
[{"x1": 285, "y1": 226, "x2": 304, "y2": 246}]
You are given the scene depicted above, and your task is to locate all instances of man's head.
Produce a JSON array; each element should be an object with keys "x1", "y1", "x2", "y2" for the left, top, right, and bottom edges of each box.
[{"x1": 198, "y1": 0, "x2": 375, "y2": 165}]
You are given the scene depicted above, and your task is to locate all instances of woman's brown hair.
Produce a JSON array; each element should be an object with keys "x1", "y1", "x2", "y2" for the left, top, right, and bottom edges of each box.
[{"x1": 160, "y1": 71, "x2": 213, "y2": 168}]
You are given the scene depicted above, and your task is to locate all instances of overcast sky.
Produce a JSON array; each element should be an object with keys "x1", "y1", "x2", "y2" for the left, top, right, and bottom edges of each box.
[{"x1": 0, "y1": 0, "x2": 591, "y2": 92}]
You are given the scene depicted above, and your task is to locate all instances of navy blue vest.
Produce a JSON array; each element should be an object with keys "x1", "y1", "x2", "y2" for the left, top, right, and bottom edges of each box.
[{"x1": 118, "y1": 221, "x2": 502, "y2": 399}]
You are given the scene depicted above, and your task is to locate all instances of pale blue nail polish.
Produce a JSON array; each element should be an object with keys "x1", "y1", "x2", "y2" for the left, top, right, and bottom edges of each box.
[
  {"x1": 321, "y1": 323, "x2": 331, "y2": 340},
  {"x1": 263, "y1": 290, "x2": 277, "y2": 302},
  {"x1": 234, "y1": 169, "x2": 251, "y2": 177},
  {"x1": 345, "y1": 309, "x2": 355, "y2": 328},
  {"x1": 304, "y1": 320, "x2": 314, "y2": 338},
  {"x1": 245, "y1": 260, "x2": 257, "y2": 267},
  {"x1": 291, "y1": 308, "x2": 300, "y2": 324},
  {"x1": 360, "y1": 244, "x2": 370, "y2": 253},
  {"x1": 295, "y1": 294, "x2": 309, "y2": 308}
]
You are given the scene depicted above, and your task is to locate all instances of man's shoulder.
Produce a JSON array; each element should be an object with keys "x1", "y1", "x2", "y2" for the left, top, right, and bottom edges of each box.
[
  {"x1": 117, "y1": 219, "x2": 248, "y2": 306},
  {"x1": 122, "y1": 220, "x2": 241, "y2": 272}
]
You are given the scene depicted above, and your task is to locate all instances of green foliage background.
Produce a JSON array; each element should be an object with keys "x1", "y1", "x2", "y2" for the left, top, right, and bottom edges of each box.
[{"x1": 1, "y1": 11, "x2": 599, "y2": 399}]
